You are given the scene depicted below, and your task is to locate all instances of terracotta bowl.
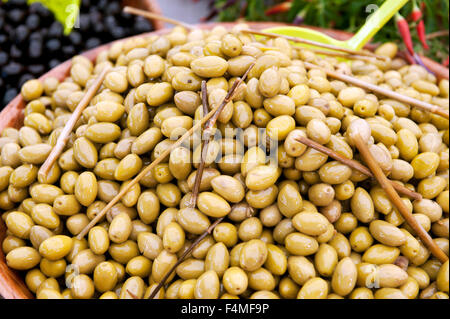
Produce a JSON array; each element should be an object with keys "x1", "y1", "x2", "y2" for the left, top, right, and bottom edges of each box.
[{"x1": 0, "y1": 21, "x2": 448, "y2": 299}]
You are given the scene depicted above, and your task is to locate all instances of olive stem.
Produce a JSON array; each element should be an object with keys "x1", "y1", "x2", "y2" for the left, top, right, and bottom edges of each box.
[
  {"x1": 147, "y1": 67, "x2": 258, "y2": 300},
  {"x1": 241, "y1": 29, "x2": 388, "y2": 61},
  {"x1": 76, "y1": 63, "x2": 254, "y2": 240},
  {"x1": 188, "y1": 81, "x2": 210, "y2": 208},
  {"x1": 303, "y1": 62, "x2": 450, "y2": 119},
  {"x1": 295, "y1": 135, "x2": 422, "y2": 200},
  {"x1": 76, "y1": 104, "x2": 219, "y2": 239},
  {"x1": 425, "y1": 29, "x2": 449, "y2": 40},
  {"x1": 303, "y1": 48, "x2": 378, "y2": 62},
  {"x1": 147, "y1": 217, "x2": 225, "y2": 299},
  {"x1": 124, "y1": 6, "x2": 194, "y2": 30},
  {"x1": 259, "y1": 46, "x2": 377, "y2": 62},
  {"x1": 37, "y1": 66, "x2": 111, "y2": 181},
  {"x1": 353, "y1": 133, "x2": 448, "y2": 263}
]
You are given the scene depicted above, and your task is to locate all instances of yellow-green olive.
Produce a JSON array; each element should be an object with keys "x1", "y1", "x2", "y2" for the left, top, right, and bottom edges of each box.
[
  {"x1": 194, "y1": 270, "x2": 220, "y2": 299},
  {"x1": 6, "y1": 247, "x2": 41, "y2": 270},
  {"x1": 197, "y1": 192, "x2": 231, "y2": 218}
]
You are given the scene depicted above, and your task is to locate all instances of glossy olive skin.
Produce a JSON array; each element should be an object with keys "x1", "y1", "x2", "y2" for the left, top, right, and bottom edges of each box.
[
  {"x1": 6, "y1": 247, "x2": 41, "y2": 270},
  {"x1": 39, "y1": 236, "x2": 73, "y2": 261},
  {"x1": 75, "y1": 172, "x2": 98, "y2": 207},
  {"x1": 197, "y1": 192, "x2": 231, "y2": 218},
  {"x1": 240, "y1": 239, "x2": 268, "y2": 272},
  {"x1": 369, "y1": 220, "x2": 406, "y2": 247},
  {"x1": 177, "y1": 207, "x2": 211, "y2": 235},
  {"x1": 191, "y1": 56, "x2": 228, "y2": 78}
]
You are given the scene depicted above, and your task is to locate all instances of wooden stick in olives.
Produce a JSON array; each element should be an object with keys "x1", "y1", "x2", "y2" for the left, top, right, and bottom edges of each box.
[
  {"x1": 149, "y1": 65, "x2": 257, "y2": 299},
  {"x1": 37, "y1": 66, "x2": 111, "y2": 181},
  {"x1": 189, "y1": 63, "x2": 255, "y2": 208},
  {"x1": 188, "y1": 81, "x2": 210, "y2": 208},
  {"x1": 147, "y1": 216, "x2": 225, "y2": 299},
  {"x1": 77, "y1": 65, "x2": 254, "y2": 240},
  {"x1": 305, "y1": 49, "x2": 379, "y2": 62},
  {"x1": 242, "y1": 29, "x2": 388, "y2": 61},
  {"x1": 304, "y1": 62, "x2": 450, "y2": 119},
  {"x1": 295, "y1": 135, "x2": 422, "y2": 200},
  {"x1": 350, "y1": 120, "x2": 448, "y2": 263}
]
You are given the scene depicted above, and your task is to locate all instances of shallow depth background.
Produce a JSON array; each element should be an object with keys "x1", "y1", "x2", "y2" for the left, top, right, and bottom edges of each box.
[{"x1": 158, "y1": 0, "x2": 210, "y2": 26}]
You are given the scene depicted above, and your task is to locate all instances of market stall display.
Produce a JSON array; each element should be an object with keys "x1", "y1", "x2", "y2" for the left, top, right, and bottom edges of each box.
[{"x1": 0, "y1": 3, "x2": 448, "y2": 300}]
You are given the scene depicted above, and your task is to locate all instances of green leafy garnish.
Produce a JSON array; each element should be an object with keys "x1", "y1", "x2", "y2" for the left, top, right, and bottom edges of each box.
[{"x1": 28, "y1": 0, "x2": 81, "y2": 35}]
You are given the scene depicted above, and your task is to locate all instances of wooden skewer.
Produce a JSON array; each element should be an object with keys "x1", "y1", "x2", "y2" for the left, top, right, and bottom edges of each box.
[
  {"x1": 76, "y1": 103, "x2": 219, "y2": 240},
  {"x1": 37, "y1": 66, "x2": 111, "y2": 181},
  {"x1": 304, "y1": 48, "x2": 377, "y2": 62},
  {"x1": 304, "y1": 62, "x2": 450, "y2": 119},
  {"x1": 295, "y1": 136, "x2": 422, "y2": 200},
  {"x1": 260, "y1": 46, "x2": 376, "y2": 62},
  {"x1": 148, "y1": 217, "x2": 225, "y2": 299},
  {"x1": 425, "y1": 29, "x2": 449, "y2": 40},
  {"x1": 352, "y1": 132, "x2": 448, "y2": 264},
  {"x1": 188, "y1": 81, "x2": 209, "y2": 208},
  {"x1": 76, "y1": 64, "x2": 254, "y2": 240},
  {"x1": 241, "y1": 29, "x2": 388, "y2": 61},
  {"x1": 147, "y1": 64, "x2": 254, "y2": 299},
  {"x1": 124, "y1": 6, "x2": 194, "y2": 30},
  {"x1": 126, "y1": 289, "x2": 139, "y2": 299}
]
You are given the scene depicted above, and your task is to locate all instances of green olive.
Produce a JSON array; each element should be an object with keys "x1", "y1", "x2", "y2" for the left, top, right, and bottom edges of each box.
[
  {"x1": 94, "y1": 261, "x2": 118, "y2": 293},
  {"x1": 109, "y1": 240, "x2": 139, "y2": 264},
  {"x1": 85, "y1": 123, "x2": 121, "y2": 144},
  {"x1": 5, "y1": 211, "x2": 34, "y2": 239},
  {"x1": 39, "y1": 235, "x2": 73, "y2": 261},
  {"x1": 297, "y1": 277, "x2": 328, "y2": 299},
  {"x1": 126, "y1": 256, "x2": 152, "y2": 278},
  {"x1": 175, "y1": 258, "x2": 205, "y2": 280},
  {"x1": 264, "y1": 244, "x2": 288, "y2": 276},
  {"x1": 88, "y1": 226, "x2": 110, "y2": 255},
  {"x1": 194, "y1": 270, "x2": 220, "y2": 299},
  {"x1": 205, "y1": 242, "x2": 229, "y2": 277},
  {"x1": 223, "y1": 267, "x2": 248, "y2": 295},
  {"x1": 6, "y1": 247, "x2": 41, "y2": 270},
  {"x1": 240, "y1": 239, "x2": 268, "y2": 272},
  {"x1": 75, "y1": 172, "x2": 98, "y2": 207},
  {"x1": 163, "y1": 222, "x2": 185, "y2": 253},
  {"x1": 292, "y1": 211, "x2": 330, "y2": 236},
  {"x1": 191, "y1": 56, "x2": 228, "y2": 78},
  {"x1": 369, "y1": 220, "x2": 406, "y2": 246},
  {"x1": 411, "y1": 152, "x2": 440, "y2": 179},
  {"x1": 152, "y1": 250, "x2": 178, "y2": 283},
  {"x1": 288, "y1": 256, "x2": 316, "y2": 286},
  {"x1": 197, "y1": 192, "x2": 231, "y2": 218}
]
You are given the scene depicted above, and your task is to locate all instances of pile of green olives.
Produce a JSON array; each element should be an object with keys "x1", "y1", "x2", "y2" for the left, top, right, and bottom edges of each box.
[{"x1": 0, "y1": 24, "x2": 448, "y2": 299}]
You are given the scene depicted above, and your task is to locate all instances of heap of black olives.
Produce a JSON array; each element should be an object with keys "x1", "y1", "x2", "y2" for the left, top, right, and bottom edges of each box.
[{"x1": 0, "y1": 0, "x2": 153, "y2": 108}]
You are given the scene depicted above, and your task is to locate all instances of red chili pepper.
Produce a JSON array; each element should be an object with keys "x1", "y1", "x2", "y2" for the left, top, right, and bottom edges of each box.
[
  {"x1": 411, "y1": 0, "x2": 429, "y2": 50},
  {"x1": 444, "y1": 57, "x2": 449, "y2": 68},
  {"x1": 396, "y1": 13, "x2": 415, "y2": 56},
  {"x1": 265, "y1": 2, "x2": 292, "y2": 16}
]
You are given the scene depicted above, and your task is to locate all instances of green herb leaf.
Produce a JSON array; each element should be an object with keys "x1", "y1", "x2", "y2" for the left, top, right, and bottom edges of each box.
[{"x1": 28, "y1": 0, "x2": 81, "y2": 35}]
